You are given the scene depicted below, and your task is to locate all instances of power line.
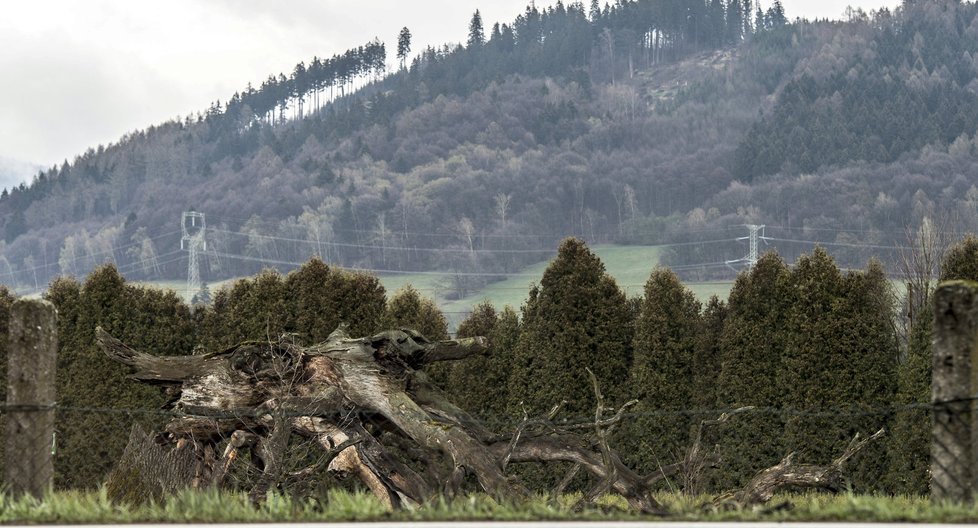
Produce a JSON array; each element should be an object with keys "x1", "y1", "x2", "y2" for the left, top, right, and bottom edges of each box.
[
  {"x1": 765, "y1": 236, "x2": 907, "y2": 251},
  {"x1": 207, "y1": 226, "x2": 738, "y2": 254},
  {"x1": 10, "y1": 249, "x2": 187, "y2": 297},
  {"x1": 0, "y1": 229, "x2": 184, "y2": 281},
  {"x1": 206, "y1": 213, "x2": 739, "y2": 239}
]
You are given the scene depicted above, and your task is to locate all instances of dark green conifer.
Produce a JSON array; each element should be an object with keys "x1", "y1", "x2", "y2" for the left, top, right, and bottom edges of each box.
[
  {"x1": 49, "y1": 265, "x2": 194, "y2": 487},
  {"x1": 715, "y1": 252, "x2": 790, "y2": 489},
  {"x1": 624, "y1": 268, "x2": 701, "y2": 473},
  {"x1": 284, "y1": 257, "x2": 336, "y2": 343},
  {"x1": 198, "y1": 261, "x2": 386, "y2": 350},
  {"x1": 445, "y1": 303, "x2": 521, "y2": 423},
  {"x1": 198, "y1": 269, "x2": 289, "y2": 350},
  {"x1": 506, "y1": 239, "x2": 632, "y2": 490},
  {"x1": 383, "y1": 285, "x2": 448, "y2": 340},
  {"x1": 780, "y1": 250, "x2": 896, "y2": 491},
  {"x1": 885, "y1": 304, "x2": 932, "y2": 494},
  {"x1": 886, "y1": 235, "x2": 978, "y2": 493},
  {"x1": 693, "y1": 296, "x2": 727, "y2": 410},
  {"x1": 385, "y1": 285, "x2": 450, "y2": 386},
  {"x1": 507, "y1": 238, "x2": 633, "y2": 418},
  {"x1": 835, "y1": 259, "x2": 898, "y2": 489},
  {"x1": 325, "y1": 269, "x2": 387, "y2": 337},
  {"x1": 940, "y1": 235, "x2": 978, "y2": 281}
]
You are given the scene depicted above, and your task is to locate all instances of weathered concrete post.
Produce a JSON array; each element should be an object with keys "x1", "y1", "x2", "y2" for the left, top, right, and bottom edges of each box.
[
  {"x1": 5, "y1": 299, "x2": 57, "y2": 499},
  {"x1": 932, "y1": 281, "x2": 978, "y2": 502}
]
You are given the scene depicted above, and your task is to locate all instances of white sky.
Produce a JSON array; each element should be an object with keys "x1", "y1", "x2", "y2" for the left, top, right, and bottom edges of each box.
[{"x1": 0, "y1": 0, "x2": 900, "y2": 170}]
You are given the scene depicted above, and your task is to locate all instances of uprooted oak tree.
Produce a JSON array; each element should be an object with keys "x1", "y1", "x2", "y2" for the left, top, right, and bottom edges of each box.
[{"x1": 96, "y1": 325, "x2": 883, "y2": 512}]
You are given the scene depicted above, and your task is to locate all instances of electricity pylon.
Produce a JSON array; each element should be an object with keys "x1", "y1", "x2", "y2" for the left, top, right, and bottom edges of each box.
[
  {"x1": 726, "y1": 224, "x2": 770, "y2": 271},
  {"x1": 181, "y1": 212, "x2": 206, "y2": 295}
]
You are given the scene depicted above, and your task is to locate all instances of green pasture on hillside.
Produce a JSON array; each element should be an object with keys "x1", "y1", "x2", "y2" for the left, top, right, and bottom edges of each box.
[
  {"x1": 139, "y1": 245, "x2": 736, "y2": 328},
  {"x1": 139, "y1": 278, "x2": 238, "y2": 304},
  {"x1": 388, "y1": 245, "x2": 735, "y2": 325}
]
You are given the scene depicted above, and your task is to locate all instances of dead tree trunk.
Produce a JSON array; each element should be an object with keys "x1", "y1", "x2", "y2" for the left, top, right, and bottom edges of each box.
[
  {"x1": 714, "y1": 428, "x2": 886, "y2": 509},
  {"x1": 96, "y1": 325, "x2": 663, "y2": 512}
]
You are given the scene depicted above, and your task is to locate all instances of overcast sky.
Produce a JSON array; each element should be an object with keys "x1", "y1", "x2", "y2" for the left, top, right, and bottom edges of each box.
[{"x1": 1, "y1": 0, "x2": 901, "y2": 172}]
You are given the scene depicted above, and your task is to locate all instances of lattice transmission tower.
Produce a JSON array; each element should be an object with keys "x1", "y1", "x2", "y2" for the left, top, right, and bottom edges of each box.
[
  {"x1": 726, "y1": 224, "x2": 770, "y2": 271},
  {"x1": 181, "y1": 212, "x2": 206, "y2": 295}
]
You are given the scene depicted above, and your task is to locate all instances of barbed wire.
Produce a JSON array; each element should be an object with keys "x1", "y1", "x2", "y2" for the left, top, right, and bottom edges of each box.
[{"x1": 0, "y1": 396, "x2": 962, "y2": 431}]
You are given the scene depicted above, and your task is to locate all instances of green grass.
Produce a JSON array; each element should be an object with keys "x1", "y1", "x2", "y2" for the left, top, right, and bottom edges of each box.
[
  {"x1": 385, "y1": 245, "x2": 734, "y2": 323},
  {"x1": 134, "y1": 278, "x2": 238, "y2": 304},
  {"x1": 1, "y1": 489, "x2": 974, "y2": 524},
  {"x1": 136, "y1": 245, "x2": 736, "y2": 325}
]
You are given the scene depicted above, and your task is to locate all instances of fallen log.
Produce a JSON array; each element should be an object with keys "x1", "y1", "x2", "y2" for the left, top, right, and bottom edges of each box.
[
  {"x1": 714, "y1": 428, "x2": 886, "y2": 509},
  {"x1": 97, "y1": 325, "x2": 664, "y2": 512}
]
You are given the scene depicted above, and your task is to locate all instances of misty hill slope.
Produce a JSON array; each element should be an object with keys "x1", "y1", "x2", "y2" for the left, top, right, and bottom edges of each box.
[{"x1": 2, "y1": 0, "x2": 977, "y2": 294}]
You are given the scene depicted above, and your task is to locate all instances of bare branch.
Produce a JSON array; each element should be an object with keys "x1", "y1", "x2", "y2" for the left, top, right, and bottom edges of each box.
[{"x1": 717, "y1": 428, "x2": 887, "y2": 509}]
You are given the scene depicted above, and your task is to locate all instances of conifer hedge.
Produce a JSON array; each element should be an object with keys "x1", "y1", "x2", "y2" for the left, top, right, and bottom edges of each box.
[
  {"x1": 507, "y1": 238, "x2": 633, "y2": 417},
  {"x1": 714, "y1": 253, "x2": 791, "y2": 490},
  {"x1": 46, "y1": 265, "x2": 194, "y2": 488},
  {"x1": 4, "y1": 236, "x2": 963, "y2": 495},
  {"x1": 622, "y1": 268, "x2": 701, "y2": 475},
  {"x1": 445, "y1": 302, "x2": 522, "y2": 424}
]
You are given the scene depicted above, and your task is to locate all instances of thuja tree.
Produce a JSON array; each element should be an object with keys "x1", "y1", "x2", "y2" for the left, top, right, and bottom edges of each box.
[
  {"x1": 384, "y1": 285, "x2": 451, "y2": 386},
  {"x1": 939, "y1": 235, "x2": 978, "y2": 282},
  {"x1": 383, "y1": 285, "x2": 449, "y2": 341},
  {"x1": 779, "y1": 250, "x2": 896, "y2": 491},
  {"x1": 507, "y1": 238, "x2": 633, "y2": 417},
  {"x1": 46, "y1": 265, "x2": 194, "y2": 488},
  {"x1": 623, "y1": 268, "x2": 701, "y2": 475},
  {"x1": 194, "y1": 269, "x2": 289, "y2": 351},
  {"x1": 885, "y1": 303, "x2": 932, "y2": 494},
  {"x1": 833, "y1": 260, "x2": 898, "y2": 489},
  {"x1": 714, "y1": 252, "x2": 790, "y2": 490},
  {"x1": 692, "y1": 295, "x2": 728, "y2": 491},
  {"x1": 505, "y1": 238, "x2": 633, "y2": 488},
  {"x1": 445, "y1": 303, "x2": 522, "y2": 424},
  {"x1": 284, "y1": 258, "x2": 387, "y2": 341},
  {"x1": 196, "y1": 259, "x2": 387, "y2": 351},
  {"x1": 693, "y1": 296, "x2": 727, "y2": 410}
]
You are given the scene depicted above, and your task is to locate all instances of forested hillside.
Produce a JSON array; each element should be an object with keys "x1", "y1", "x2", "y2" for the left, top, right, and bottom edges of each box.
[{"x1": 3, "y1": 0, "x2": 977, "y2": 292}]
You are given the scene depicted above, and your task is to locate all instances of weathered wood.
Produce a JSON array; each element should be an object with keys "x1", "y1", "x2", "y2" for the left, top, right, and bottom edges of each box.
[
  {"x1": 5, "y1": 299, "x2": 57, "y2": 499},
  {"x1": 293, "y1": 417, "x2": 427, "y2": 509},
  {"x1": 96, "y1": 326, "x2": 663, "y2": 512},
  {"x1": 105, "y1": 425, "x2": 199, "y2": 503},
  {"x1": 494, "y1": 435, "x2": 661, "y2": 513},
  {"x1": 715, "y1": 428, "x2": 885, "y2": 509},
  {"x1": 96, "y1": 327, "x2": 219, "y2": 383},
  {"x1": 418, "y1": 336, "x2": 490, "y2": 364},
  {"x1": 932, "y1": 281, "x2": 978, "y2": 503}
]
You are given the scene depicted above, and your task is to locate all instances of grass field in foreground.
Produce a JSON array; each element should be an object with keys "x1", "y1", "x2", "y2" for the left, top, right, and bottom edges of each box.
[{"x1": 0, "y1": 489, "x2": 971, "y2": 524}]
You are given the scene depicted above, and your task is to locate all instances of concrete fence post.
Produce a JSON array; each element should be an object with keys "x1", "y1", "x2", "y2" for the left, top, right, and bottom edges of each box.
[{"x1": 4, "y1": 299, "x2": 57, "y2": 499}]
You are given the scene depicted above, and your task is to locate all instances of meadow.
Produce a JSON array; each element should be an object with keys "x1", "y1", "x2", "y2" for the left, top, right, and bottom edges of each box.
[
  {"x1": 0, "y1": 490, "x2": 968, "y2": 524},
  {"x1": 377, "y1": 245, "x2": 734, "y2": 328},
  {"x1": 140, "y1": 245, "x2": 736, "y2": 331}
]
